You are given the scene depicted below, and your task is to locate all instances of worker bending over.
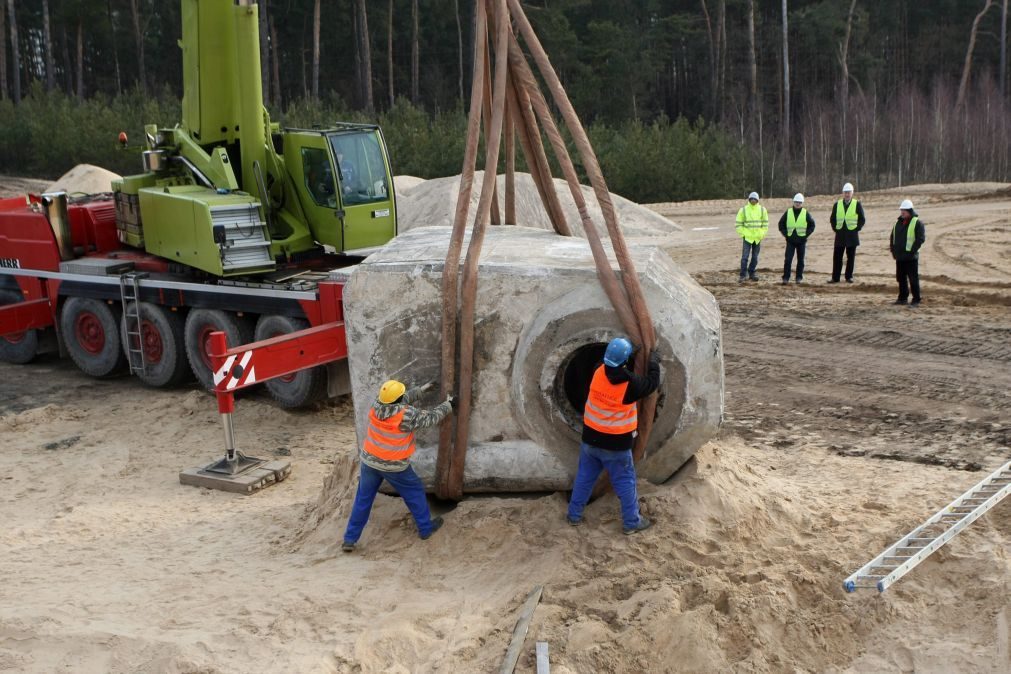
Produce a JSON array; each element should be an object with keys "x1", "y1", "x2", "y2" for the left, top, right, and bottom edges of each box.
[
  {"x1": 567, "y1": 337, "x2": 660, "y2": 535},
  {"x1": 342, "y1": 380, "x2": 455, "y2": 552}
]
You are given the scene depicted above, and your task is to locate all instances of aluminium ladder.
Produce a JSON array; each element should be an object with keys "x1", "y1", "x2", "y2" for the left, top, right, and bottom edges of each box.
[
  {"x1": 844, "y1": 459, "x2": 1011, "y2": 593},
  {"x1": 119, "y1": 271, "x2": 148, "y2": 376}
]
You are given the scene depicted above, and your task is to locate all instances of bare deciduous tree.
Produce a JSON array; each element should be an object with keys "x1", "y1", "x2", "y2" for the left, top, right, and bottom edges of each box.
[
  {"x1": 387, "y1": 0, "x2": 394, "y2": 107},
  {"x1": 269, "y1": 15, "x2": 281, "y2": 105},
  {"x1": 107, "y1": 0, "x2": 122, "y2": 94},
  {"x1": 355, "y1": 0, "x2": 373, "y2": 112},
  {"x1": 0, "y1": 2, "x2": 7, "y2": 101},
  {"x1": 455, "y1": 0, "x2": 463, "y2": 102},
  {"x1": 957, "y1": 0, "x2": 995, "y2": 108},
  {"x1": 7, "y1": 0, "x2": 21, "y2": 104},
  {"x1": 129, "y1": 0, "x2": 146, "y2": 93},
  {"x1": 838, "y1": 0, "x2": 858, "y2": 171},
  {"x1": 411, "y1": 0, "x2": 419, "y2": 104},
  {"x1": 42, "y1": 0, "x2": 55, "y2": 90},
  {"x1": 1001, "y1": 0, "x2": 1008, "y2": 98},
  {"x1": 311, "y1": 0, "x2": 320, "y2": 100},
  {"x1": 782, "y1": 0, "x2": 791, "y2": 162},
  {"x1": 76, "y1": 15, "x2": 84, "y2": 100},
  {"x1": 258, "y1": 0, "x2": 269, "y2": 105}
]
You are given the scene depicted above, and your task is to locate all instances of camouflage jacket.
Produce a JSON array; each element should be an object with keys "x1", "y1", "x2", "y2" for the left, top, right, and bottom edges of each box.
[{"x1": 360, "y1": 387, "x2": 452, "y2": 472}]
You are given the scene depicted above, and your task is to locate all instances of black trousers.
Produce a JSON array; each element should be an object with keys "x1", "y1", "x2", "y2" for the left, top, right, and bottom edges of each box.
[
  {"x1": 783, "y1": 240, "x2": 807, "y2": 281},
  {"x1": 832, "y1": 245, "x2": 857, "y2": 281},
  {"x1": 896, "y1": 258, "x2": 921, "y2": 302}
]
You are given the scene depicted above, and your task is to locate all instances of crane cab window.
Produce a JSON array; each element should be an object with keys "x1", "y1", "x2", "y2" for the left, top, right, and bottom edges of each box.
[
  {"x1": 328, "y1": 131, "x2": 390, "y2": 206},
  {"x1": 301, "y1": 147, "x2": 337, "y2": 208}
]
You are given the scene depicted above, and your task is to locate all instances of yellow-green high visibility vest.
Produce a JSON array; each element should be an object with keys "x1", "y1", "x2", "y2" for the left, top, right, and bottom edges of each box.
[
  {"x1": 835, "y1": 199, "x2": 859, "y2": 231},
  {"x1": 786, "y1": 208, "x2": 808, "y2": 237},
  {"x1": 892, "y1": 216, "x2": 919, "y2": 252},
  {"x1": 736, "y1": 203, "x2": 769, "y2": 243}
]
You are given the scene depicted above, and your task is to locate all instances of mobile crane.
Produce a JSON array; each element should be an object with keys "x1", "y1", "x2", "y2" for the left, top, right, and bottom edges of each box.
[{"x1": 0, "y1": 0, "x2": 397, "y2": 411}]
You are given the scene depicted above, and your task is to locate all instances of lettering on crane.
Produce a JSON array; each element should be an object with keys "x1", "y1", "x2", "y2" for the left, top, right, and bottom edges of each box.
[{"x1": 0, "y1": 258, "x2": 21, "y2": 269}]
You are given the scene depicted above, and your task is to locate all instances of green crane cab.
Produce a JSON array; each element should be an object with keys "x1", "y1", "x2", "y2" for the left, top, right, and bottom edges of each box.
[{"x1": 111, "y1": 0, "x2": 397, "y2": 278}]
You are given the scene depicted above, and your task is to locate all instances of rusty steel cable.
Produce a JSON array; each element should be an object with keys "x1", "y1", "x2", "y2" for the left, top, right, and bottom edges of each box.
[
  {"x1": 435, "y1": 0, "x2": 488, "y2": 500},
  {"x1": 446, "y1": 0, "x2": 512, "y2": 499},
  {"x1": 436, "y1": 0, "x2": 660, "y2": 499}
]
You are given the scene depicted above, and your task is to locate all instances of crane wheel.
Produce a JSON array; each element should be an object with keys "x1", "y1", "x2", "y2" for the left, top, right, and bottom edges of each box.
[
  {"x1": 184, "y1": 309, "x2": 254, "y2": 391},
  {"x1": 0, "y1": 289, "x2": 39, "y2": 365},
  {"x1": 59, "y1": 297, "x2": 127, "y2": 377},
  {"x1": 254, "y1": 315, "x2": 327, "y2": 409},
  {"x1": 121, "y1": 302, "x2": 190, "y2": 387}
]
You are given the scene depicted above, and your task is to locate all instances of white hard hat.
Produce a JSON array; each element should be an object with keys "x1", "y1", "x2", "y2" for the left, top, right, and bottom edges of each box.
[
  {"x1": 842, "y1": 182, "x2": 854, "y2": 193},
  {"x1": 899, "y1": 199, "x2": 914, "y2": 210},
  {"x1": 793, "y1": 193, "x2": 805, "y2": 204},
  {"x1": 748, "y1": 191, "x2": 759, "y2": 200}
]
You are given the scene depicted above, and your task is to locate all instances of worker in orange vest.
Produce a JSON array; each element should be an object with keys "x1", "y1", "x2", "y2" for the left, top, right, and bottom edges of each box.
[
  {"x1": 341, "y1": 379, "x2": 455, "y2": 552},
  {"x1": 566, "y1": 337, "x2": 661, "y2": 534}
]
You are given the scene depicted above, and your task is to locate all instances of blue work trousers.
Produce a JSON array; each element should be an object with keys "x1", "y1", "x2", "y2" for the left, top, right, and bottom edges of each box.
[
  {"x1": 567, "y1": 442, "x2": 642, "y2": 530},
  {"x1": 343, "y1": 463, "x2": 434, "y2": 544},
  {"x1": 740, "y1": 240, "x2": 761, "y2": 278}
]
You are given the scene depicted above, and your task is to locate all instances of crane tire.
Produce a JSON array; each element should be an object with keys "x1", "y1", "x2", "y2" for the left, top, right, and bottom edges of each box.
[
  {"x1": 60, "y1": 297, "x2": 127, "y2": 377},
  {"x1": 184, "y1": 309, "x2": 254, "y2": 391},
  {"x1": 254, "y1": 314, "x2": 328, "y2": 409},
  {"x1": 0, "y1": 289, "x2": 40, "y2": 365},
  {"x1": 121, "y1": 302, "x2": 190, "y2": 388}
]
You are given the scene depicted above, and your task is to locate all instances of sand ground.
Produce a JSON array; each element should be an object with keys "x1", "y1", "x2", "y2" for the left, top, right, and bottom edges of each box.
[{"x1": 0, "y1": 182, "x2": 1009, "y2": 672}]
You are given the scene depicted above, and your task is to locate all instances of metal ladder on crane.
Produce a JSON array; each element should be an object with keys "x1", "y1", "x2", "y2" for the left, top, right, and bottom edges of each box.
[
  {"x1": 119, "y1": 271, "x2": 148, "y2": 376},
  {"x1": 844, "y1": 459, "x2": 1011, "y2": 593}
]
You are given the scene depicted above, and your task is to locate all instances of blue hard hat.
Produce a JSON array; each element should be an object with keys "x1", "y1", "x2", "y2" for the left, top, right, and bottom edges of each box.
[{"x1": 603, "y1": 337, "x2": 633, "y2": 367}]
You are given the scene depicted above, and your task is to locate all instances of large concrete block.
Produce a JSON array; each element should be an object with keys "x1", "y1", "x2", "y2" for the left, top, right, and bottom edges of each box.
[{"x1": 340, "y1": 226, "x2": 723, "y2": 492}]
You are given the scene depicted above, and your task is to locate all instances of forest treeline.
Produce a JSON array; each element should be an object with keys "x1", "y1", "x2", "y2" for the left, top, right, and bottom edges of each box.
[{"x1": 1, "y1": 1, "x2": 1009, "y2": 202}]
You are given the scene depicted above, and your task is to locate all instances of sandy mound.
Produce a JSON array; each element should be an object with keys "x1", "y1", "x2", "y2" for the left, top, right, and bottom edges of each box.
[
  {"x1": 46, "y1": 164, "x2": 121, "y2": 196},
  {"x1": 392, "y1": 174, "x2": 427, "y2": 199},
  {"x1": 397, "y1": 170, "x2": 681, "y2": 240}
]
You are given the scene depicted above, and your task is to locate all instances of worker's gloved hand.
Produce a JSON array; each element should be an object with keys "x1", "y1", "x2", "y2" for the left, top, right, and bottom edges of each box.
[
  {"x1": 447, "y1": 395, "x2": 457, "y2": 411},
  {"x1": 649, "y1": 349, "x2": 662, "y2": 366}
]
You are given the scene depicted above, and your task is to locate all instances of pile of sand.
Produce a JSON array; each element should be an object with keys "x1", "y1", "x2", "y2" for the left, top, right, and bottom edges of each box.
[
  {"x1": 396, "y1": 171, "x2": 681, "y2": 240},
  {"x1": 45, "y1": 164, "x2": 121, "y2": 196}
]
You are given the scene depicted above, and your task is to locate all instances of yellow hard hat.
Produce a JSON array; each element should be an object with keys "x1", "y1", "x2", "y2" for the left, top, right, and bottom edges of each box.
[{"x1": 378, "y1": 379, "x2": 406, "y2": 404}]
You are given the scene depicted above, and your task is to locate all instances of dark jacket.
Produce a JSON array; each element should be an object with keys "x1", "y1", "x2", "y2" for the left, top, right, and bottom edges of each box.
[
  {"x1": 777, "y1": 207, "x2": 816, "y2": 243},
  {"x1": 581, "y1": 357, "x2": 661, "y2": 452},
  {"x1": 829, "y1": 199, "x2": 866, "y2": 248},
  {"x1": 890, "y1": 212, "x2": 926, "y2": 262}
]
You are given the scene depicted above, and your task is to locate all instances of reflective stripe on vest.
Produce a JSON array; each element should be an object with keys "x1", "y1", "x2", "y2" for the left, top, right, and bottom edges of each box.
[
  {"x1": 892, "y1": 216, "x2": 919, "y2": 252},
  {"x1": 363, "y1": 408, "x2": 416, "y2": 461},
  {"x1": 739, "y1": 204, "x2": 768, "y2": 231},
  {"x1": 583, "y1": 365, "x2": 638, "y2": 434},
  {"x1": 787, "y1": 208, "x2": 808, "y2": 237},
  {"x1": 835, "y1": 200, "x2": 859, "y2": 231}
]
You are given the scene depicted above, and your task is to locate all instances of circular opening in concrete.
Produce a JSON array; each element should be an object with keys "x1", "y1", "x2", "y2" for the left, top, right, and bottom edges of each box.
[{"x1": 555, "y1": 342, "x2": 608, "y2": 431}]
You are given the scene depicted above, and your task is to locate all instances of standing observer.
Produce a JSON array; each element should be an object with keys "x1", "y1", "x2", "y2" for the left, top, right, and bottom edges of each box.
[
  {"x1": 828, "y1": 182, "x2": 866, "y2": 283},
  {"x1": 890, "y1": 199, "x2": 926, "y2": 307},
  {"x1": 736, "y1": 191, "x2": 769, "y2": 282},
  {"x1": 341, "y1": 380, "x2": 455, "y2": 552},
  {"x1": 778, "y1": 193, "x2": 816, "y2": 284},
  {"x1": 566, "y1": 337, "x2": 660, "y2": 535}
]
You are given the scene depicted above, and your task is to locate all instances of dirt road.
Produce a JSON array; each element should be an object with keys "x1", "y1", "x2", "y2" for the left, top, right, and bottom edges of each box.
[{"x1": 0, "y1": 182, "x2": 1009, "y2": 672}]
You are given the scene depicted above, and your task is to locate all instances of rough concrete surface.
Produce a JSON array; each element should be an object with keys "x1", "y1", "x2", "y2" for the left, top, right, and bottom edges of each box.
[{"x1": 341, "y1": 225, "x2": 724, "y2": 492}]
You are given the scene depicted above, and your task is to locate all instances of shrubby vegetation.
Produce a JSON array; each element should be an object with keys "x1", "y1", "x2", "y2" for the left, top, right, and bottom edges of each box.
[{"x1": 0, "y1": 88, "x2": 750, "y2": 204}]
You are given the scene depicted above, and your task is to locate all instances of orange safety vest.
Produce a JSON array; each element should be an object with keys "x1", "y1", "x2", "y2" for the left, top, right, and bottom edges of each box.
[
  {"x1": 363, "y1": 409, "x2": 416, "y2": 462},
  {"x1": 583, "y1": 365, "x2": 638, "y2": 435}
]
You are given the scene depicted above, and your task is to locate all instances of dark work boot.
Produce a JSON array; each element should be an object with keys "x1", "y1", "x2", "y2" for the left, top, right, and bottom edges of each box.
[
  {"x1": 623, "y1": 517, "x2": 653, "y2": 535},
  {"x1": 421, "y1": 516, "x2": 444, "y2": 540}
]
